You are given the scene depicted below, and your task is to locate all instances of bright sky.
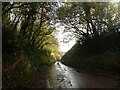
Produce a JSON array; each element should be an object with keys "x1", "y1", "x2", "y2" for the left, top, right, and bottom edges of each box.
[
  {"x1": 53, "y1": 23, "x2": 76, "y2": 52},
  {"x1": 59, "y1": 40, "x2": 76, "y2": 52},
  {"x1": 112, "y1": 0, "x2": 120, "y2": 2}
]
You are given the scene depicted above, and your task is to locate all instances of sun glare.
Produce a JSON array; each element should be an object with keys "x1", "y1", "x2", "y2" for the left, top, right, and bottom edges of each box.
[
  {"x1": 53, "y1": 23, "x2": 77, "y2": 53},
  {"x1": 59, "y1": 39, "x2": 76, "y2": 52}
]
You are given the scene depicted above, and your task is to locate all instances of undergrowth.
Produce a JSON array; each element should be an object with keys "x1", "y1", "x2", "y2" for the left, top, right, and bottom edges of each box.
[{"x1": 3, "y1": 46, "x2": 55, "y2": 88}]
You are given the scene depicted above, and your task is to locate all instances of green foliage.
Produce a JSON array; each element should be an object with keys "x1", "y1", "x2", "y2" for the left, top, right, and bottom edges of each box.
[
  {"x1": 3, "y1": 53, "x2": 31, "y2": 88},
  {"x1": 3, "y1": 46, "x2": 56, "y2": 88},
  {"x1": 25, "y1": 46, "x2": 55, "y2": 68},
  {"x1": 2, "y1": 2, "x2": 58, "y2": 88},
  {"x1": 61, "y1": 43, "x2": 120, "y2": 75},
  {"x1": 56, "y1": 2, "x2": 119, "y2": 39},
  {"x1": 58, "y1": 2, "x2": 120, "y2": 75},
  {"x1": 81, "y1": 33, "x2": 120, "y2": 53}
]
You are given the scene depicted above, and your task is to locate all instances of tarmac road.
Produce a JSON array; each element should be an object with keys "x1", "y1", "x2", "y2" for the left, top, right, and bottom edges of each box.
[{"x1": 47, "y1": 61, "x2": 119, "y2": 88}]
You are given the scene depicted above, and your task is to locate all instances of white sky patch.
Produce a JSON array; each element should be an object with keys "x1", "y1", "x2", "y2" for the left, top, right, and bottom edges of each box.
[
  {"x1": 53, "y1": 23, "x2": 76, "y2": 52},
  {"x1": 59, "y1": 38, "x2": 76, "y2": 52},
  {"x1": 10, "y1": 13, "x2": 15, "y2": 21},
  {"x1": 111, "y1": 0, "x2": 120, "y2": 2}
]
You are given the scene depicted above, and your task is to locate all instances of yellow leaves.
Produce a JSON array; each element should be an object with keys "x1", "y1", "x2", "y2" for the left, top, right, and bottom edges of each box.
[
  {"x1": 51, "y1": 52, "x2": 54, "y2": 56},
  {"x1": 50, "y1": 52, "x2": 61, "y2": 61}
]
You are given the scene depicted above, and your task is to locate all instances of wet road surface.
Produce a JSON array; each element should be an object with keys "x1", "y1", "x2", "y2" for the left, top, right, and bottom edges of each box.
[{"x1": 47, "y1": 62, "x2": 119, "y2": 88}]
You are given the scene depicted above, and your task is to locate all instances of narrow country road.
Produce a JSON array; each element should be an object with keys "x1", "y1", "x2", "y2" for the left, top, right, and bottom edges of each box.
[{"x1": 46, "y1": 62, "x2": 119, "y2": 88}]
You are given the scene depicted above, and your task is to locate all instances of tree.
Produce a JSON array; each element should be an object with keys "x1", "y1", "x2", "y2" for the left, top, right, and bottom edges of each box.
[
  {"x1": 2, "y1": 2, "x2": 58, "y2": 51},
  {"x1": 2, "y1": 2, "x2": 59, "y2": 64},
  {"x1": 56, "y1": 2, "x2": 119, "y2": 41}
]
